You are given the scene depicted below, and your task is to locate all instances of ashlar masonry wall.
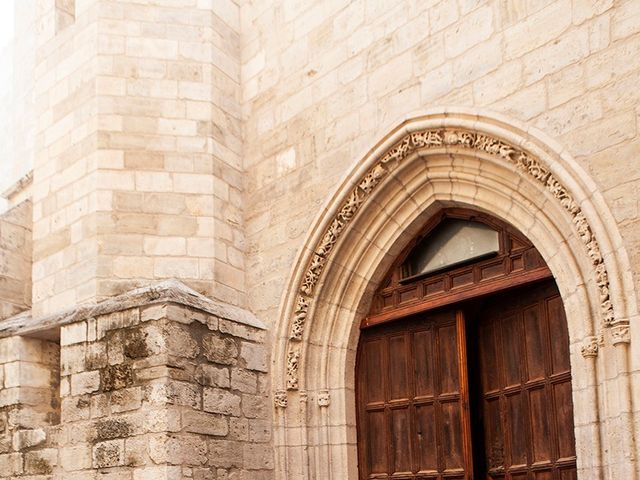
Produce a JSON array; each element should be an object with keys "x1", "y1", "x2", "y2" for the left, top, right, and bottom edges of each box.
[
  {"x1": 31, "y1": 0, "x2": 246, "y2": 316},
  {"x1": 241, "y1": 0, "x2": 640, "y2": 324}
]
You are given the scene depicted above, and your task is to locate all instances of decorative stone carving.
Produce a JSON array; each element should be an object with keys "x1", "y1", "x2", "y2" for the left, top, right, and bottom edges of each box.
[
  {"x1": 274, "y1": 390, "x2": 288, "y2": 409},
  {"x1": 290, "y1": 296, "x2": 309, "y2": 341},
  {"x1": 318, "y1": 390, "x2": 330, "y2": 407},
  {"x1": 286, "y1": 349, "x2": 301, "y2": 390},
  {"x1": 611, "y1": 323, "x2": 631, "y2": 346},
  {"x1": 284, "y1": 127, "x2": 618, "y2": 390},
  {"x1": 581, "y1": 336, "x2": 599, "y2": 358},
  {"x1": 300, "y1": 254, "x2": 326, "y2": 296}
]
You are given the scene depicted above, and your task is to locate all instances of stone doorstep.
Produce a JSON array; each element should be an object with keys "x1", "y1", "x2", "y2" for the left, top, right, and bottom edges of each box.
[{"x1": 0, "y1": 279, "x2": 266, "y2": 340}]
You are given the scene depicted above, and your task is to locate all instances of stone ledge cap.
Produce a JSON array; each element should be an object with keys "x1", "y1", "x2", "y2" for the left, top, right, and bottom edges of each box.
[
  {"x1": 1, "y1": 171, "x2": 33, "y2": 200},
  {"x1": 0, "y1": 279, "x2": 266, "y2": 338}
]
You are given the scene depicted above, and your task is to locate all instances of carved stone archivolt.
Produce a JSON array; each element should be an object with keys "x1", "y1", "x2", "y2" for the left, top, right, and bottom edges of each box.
[
  {"x1": 286, "y1": 349, "x2": 300, "y2": 390},
  {"x1": 283, "y1": 127, "x2": 620, "y2": 392}
]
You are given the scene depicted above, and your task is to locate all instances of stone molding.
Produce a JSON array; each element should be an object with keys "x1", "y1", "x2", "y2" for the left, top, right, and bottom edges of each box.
[
  {"x1": 284, "y1": 124, "x2": 619, "y2": 392},
  {"x1": 1, "y1": 170, "x2": 33, "y2": 201},
  {"x1": 0, "y1": 279, "x2": 266, "y2": 339}
]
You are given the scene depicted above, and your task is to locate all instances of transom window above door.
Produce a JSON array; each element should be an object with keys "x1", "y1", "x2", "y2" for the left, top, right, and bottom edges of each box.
[
  {"x1": 365, "y1": 210, "x2": 550, "y2": 329},
  {"x1": 402, "y1": 219, "x2": 500, "y2": 281}
]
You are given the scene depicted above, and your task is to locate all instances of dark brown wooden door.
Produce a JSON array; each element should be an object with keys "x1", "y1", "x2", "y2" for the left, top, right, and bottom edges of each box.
[
  {"x1": 357, "y1": 309, "x2": 472, "y2": 479},
  {"x1": 470, "y1": 281, "x2": 577, "y2": 480},
  {"x1": 357, "y1": 280, "x2": 577, "y2": 480}
]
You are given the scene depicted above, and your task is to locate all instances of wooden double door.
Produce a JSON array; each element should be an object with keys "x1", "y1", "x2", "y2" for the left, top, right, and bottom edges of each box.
[{"x1": 356, "y1": 281, "x2": 577, "y2": 479}]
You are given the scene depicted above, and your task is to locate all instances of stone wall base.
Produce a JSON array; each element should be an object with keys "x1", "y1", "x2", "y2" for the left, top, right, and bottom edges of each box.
[{"x1": 0, "y1": 281, "x2": 274, "y2": 479}]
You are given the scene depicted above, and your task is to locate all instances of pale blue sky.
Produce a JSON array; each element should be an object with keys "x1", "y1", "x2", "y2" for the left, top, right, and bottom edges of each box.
[{"x1": 0, "y1": 0, "x2": 15, "y2": 48}]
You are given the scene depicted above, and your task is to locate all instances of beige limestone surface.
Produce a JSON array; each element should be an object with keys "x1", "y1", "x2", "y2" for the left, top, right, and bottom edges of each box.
[{"x1": 0, "y1": 0, "x2": 638, "y2": 479}]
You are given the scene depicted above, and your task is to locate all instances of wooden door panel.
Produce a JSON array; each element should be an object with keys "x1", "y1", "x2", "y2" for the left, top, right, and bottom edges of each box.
[
  {"x1": 523, "y1": 304, "x2": 546, "y2": 381},
  {"x1": 366, "y1": 410, "x2": 387, "y2": 475},
  {"x1": 389, "y1": 334, "x2": 410, "y2": 401},
  {"x1": 499, "y1": 312, "x2": 523, "y2": 388},
  {"x1": 413, "y1": 329, "x2": 435, "y2": 398},
  {"x1": 473, "y1": 280, "x2": 577, "y2": 480},
  {"x1": 415, "y1": 404, "x2": 438, "y2": 470},
  {"x1": 547, "y1": 295, "x2": 571, "y2": 375},
  {"x1": 440, "y1": 401, "x2": 465, "y2": 471},
  {"x1": 529, "y1": 387, "x2": 552, "y2": 463},
  {"x1": 554, "y1": 382, "x2": 576, "y2": 460},
  {"x1": 357, "y1": 310, "x2": 472, "y2": 479},
  {"x1": 358, "y1": 280, "x2": 576, "y2": 480},
  {"x1": 363, "y1": 338, "x2": 385, "y2": 404},
  {"x1": 391, "y1": 406, "x2": 413, "y2": 474},
  {"x1": 506, "y1": 392, "x2": 529, "y2": 468}
]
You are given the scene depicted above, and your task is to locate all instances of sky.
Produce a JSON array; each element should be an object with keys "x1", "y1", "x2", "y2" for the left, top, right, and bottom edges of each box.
[
  {"x1": 0, "y1": 0, "x2": 15, "y2": 48},
  {"x1": 0, "y1": 1, "x2": 13, "y2": 211}
]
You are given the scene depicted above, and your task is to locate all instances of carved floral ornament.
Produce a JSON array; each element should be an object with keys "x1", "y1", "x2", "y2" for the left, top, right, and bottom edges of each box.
[{"x1": 282, "y1": 127, "x2": 625, "y2": 395}]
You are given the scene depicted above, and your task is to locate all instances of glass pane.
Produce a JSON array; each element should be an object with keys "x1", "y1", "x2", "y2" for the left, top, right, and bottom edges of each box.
[{"x1": 403, "y1": 219, "x2": 499, "y2": 278}]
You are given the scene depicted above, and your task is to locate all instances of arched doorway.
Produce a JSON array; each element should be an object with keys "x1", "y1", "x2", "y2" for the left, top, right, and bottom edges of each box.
[
  {"x1": 356, "y1": 209, "x2": 577, "y2": 479},
  {"x1": 272, "y1": 110, "x2": 638, "y2": 480}
]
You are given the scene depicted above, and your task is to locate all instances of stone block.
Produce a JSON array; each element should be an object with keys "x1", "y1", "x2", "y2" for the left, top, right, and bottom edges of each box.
[
  {"x1": 196, "y1": 364, "x2": 230, "y2": 388},
  {"x1": 71, "y1": 370, "x2": 101, "y2": 396},
  {"x1": 231, "y1": 368, "x2": 257, "y2": 394},
  {"x1": 93, "y1": 439, "x2": 125, "y2": 468},
  {"x1": 12, "y1": 429, "x2": 46, "y2": 451},
  {"x1": 203, "y1": 388, "x2": 241, "y2": 416},
  {"x1": 59, "y1": 445, "x2": 92, "y2": 471},
  {"x1": 239, "y1": 342, "x2": 267, "y2": 373},
  {"x1": 183, "y1": 410, "x2": 228, "y2": 436},
  {"x1": 203, "y1": 335, "x2": 238, "y2": 365},
  {"x1": 110, "y1": 387, "x2": 143, "y2": 413},
  {"x1": 24, "y1": 448, "x2": 57, "y2": 475}
]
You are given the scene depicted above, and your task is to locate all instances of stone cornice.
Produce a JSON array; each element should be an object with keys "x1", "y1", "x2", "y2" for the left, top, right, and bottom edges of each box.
[
  {"x1": 1, "y1": 170, "x2": 33, "y2": 201},
  {"x1": 0, "y1": 279, "x2": 266, "y2": 338}
]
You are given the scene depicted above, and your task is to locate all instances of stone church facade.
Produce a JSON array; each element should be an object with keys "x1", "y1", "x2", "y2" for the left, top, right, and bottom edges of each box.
[{"x1": 0, "y1": 0, "x2": 639, "y2": 479}]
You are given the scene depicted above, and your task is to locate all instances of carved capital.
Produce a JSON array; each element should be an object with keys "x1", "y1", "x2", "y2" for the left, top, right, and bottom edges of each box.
[
  {"x1": 611, "y1": 323, "x2": 631, "y2": 346},
  {"x1": 274, "y1": 390, "x2": 288, "y2": 409},
  {"x1": 318, "y1": 390, "x2": 330, "y2": 408},
  {"x1": 581, "y1": 336, "x2": 599, "y2": 358}
]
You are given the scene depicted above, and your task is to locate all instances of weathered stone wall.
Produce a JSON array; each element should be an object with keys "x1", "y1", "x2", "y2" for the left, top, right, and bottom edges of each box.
[
  {"x1": 0, "y1": 287, "x2": 273, "y2": 479},
  {"x1": 0, "y1": 336, "x2": 60, "y2": 478},
  {"x1": 0, "y1": 201, "x2": 32, "y2": 321}
]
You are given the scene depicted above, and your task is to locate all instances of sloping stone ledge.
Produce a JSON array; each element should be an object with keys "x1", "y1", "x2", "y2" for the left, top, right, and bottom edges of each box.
[{"x1": 0, "y1": 279, "x2": 265, "y2": 338}]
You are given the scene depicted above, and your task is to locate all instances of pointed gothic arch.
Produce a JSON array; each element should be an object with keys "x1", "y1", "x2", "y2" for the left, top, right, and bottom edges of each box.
[{"x1": 271, "y1": 108, "x2": 639, "y2": 480}]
